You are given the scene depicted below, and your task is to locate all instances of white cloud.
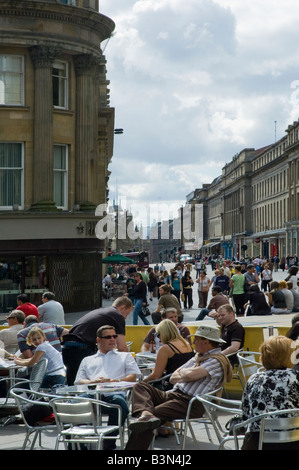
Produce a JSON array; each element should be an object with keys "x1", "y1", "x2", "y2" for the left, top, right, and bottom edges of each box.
[{"x1": 100, "y1": 0, "x2": 299, "y2": 224}]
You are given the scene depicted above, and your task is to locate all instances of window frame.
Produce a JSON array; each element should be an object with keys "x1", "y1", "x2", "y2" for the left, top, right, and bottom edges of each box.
[
  {"x1": 53, "y1": 144, "x2": 68, "y2": 210},
  {"x1": 0, "y1": 142, "x2": 24, "y2": 210},
  {"x1": 52, "y1": 60, "x2": 69, "y2": 110},
  {"x1": 0, "y1": 54, "x2": 25, "y2": 106}
]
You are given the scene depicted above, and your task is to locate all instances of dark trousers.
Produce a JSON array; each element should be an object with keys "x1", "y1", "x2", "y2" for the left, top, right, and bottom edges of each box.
[
  {"x1": 233, "y1": 293, "x2": 245, "y2": 316},
  {"x1": 125, "y1": 382, "x2": 204, "y2": 450},
  {"x1": 183, "y1": 289, "x2": 193, "y2": 309},
  {"x1": 242, "y1": 432, "x2": 299, "y2": 450},
  {"x1": 62, "y1": 344, "x2": 95, "y2": 386}
]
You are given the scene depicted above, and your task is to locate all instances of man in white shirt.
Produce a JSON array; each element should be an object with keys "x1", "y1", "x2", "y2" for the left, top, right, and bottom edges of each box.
[
  {"x1": 75, "y1": 325, "x2": 141, "y2": 450},
  {"x1": 38, "y1": 291, "x2": 65, "y2": 325}
]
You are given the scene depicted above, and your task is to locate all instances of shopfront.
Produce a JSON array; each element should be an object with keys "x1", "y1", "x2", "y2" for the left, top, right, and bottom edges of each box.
[{"x1": 0, "y1": 239, "x2": 103, "y2": 315}]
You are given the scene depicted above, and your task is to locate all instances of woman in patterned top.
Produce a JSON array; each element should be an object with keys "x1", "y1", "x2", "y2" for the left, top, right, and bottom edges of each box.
[{"x1": 241, "y1": 335, "x2": 299, "y2": 450}]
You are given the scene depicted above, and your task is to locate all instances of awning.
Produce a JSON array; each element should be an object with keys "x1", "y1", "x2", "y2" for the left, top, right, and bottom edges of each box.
[
  {"x1": 102, "y1": 254, "x2": 135, "y2": 264},
  {"x1": 202, "y1": 242, "x2": 221, "y2": 248}
]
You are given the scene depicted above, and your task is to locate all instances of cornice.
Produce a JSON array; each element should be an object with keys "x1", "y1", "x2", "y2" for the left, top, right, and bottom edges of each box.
[{"x1": 0, "y1": 4, "x2": 115, "y2": 40}]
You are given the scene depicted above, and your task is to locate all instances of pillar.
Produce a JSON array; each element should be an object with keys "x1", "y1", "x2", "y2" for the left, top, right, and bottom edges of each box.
[{"x1": 29, "y1": 45, "x2": 59, "y2": 211}]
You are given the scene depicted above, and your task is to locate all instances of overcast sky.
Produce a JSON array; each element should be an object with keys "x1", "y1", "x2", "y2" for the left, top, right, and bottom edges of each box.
[{"x1": 100, "y1": 0, "x2": 299, "y2": 227}]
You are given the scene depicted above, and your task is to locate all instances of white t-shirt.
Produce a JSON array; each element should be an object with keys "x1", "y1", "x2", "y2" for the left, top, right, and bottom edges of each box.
[{"x1": 35, "y1": 341, "x2": 65, "y2": 376}]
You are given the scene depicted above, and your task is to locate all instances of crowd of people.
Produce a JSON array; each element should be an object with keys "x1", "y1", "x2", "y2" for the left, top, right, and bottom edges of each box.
[{"x1": 0, "y1": 254, "x2": 299, "y2": 450}]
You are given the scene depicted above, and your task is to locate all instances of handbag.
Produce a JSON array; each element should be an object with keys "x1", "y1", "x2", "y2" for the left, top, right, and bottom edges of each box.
[
  {"x1": 141, "y1": 305, "x2": 151, "y2": 317},
  {"x1": 225, "y1": 414, "x2": 246, "y2": 436},
  {"x1": 181, "y1": 293, "x2": 185, "y2": 302}
]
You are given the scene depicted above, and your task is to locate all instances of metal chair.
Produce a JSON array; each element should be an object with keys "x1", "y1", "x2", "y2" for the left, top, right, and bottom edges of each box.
[
  {"x1": 51, "y1": 396, "x2": 125, "y2": 450},
  {"x1": 196, "y1": 394, "x2": 244, "y2": 449},
  {"x1": 149, "y1": 386, "x2": 223, "y2": 449},
  {"x1": 0, "y1": 358, "x2": 48, "y2": 426},
  {"x1": 9, "y1": 388, "x2": 58, "y2": 450},
  {"x1": 0, "y1": 376, "x2": 22, "y2": 426},
  {"x1": 236, "y1": 351, "x2": 263, "y2": 387},
  {"x1": 233, "y1": 408, "x2": 299, "y2": 450},
  {"x1": 224, "y1": 349, "x2": 244, "y2": 391}
]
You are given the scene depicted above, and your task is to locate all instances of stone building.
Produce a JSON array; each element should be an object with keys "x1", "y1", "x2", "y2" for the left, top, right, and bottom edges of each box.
[
  {"x1": 189, "y1": 118, "x2": 299, "y2": 261},
  {"x1": 0, "y1": 1, "x2": 115, "y2": 313}
]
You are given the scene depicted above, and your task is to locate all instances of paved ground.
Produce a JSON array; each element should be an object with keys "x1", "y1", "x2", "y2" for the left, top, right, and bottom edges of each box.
[{"x1": 0, "y1": 263, "x2": 295, "y2": 453}]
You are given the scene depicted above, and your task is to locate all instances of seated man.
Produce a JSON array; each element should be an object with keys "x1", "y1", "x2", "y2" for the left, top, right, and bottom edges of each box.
[
  {"x1": 16, "y1": 294, "x2": 39, "y2": 319},
  {"x1": 141, "y1": 308, "x2": 191, "y2": 353},
  {"x1": 196, "y1": 286, "x2": 228, "y2": 321},
  {"x1": 125, "y1": 324, "x2": 232, "y2": 450},
  {"x1": 216, "y1": 304, "x2": 245, "y2": 365},
  {"x1": 0, "y1": 310, "x2": 25, "y2": 354},
  {"x1": 75, "y1": 325, "x2": 141, "y2": 450},
  {"x1": 17, "y1": 315, "x2": 69, "y2": 358}
]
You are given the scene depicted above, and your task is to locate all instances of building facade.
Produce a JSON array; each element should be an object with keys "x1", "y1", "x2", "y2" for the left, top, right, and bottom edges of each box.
[
  {"x1": 0, "y1": 1, "x2": 115, "y2": 313},
  {"x1": 189, "y1": 118, "x2": 299, "y2": 261}
]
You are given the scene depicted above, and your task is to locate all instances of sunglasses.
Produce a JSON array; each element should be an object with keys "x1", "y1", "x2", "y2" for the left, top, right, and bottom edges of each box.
[{"x1": 100, "y1": 335, "x2": 118, "y2": 340}]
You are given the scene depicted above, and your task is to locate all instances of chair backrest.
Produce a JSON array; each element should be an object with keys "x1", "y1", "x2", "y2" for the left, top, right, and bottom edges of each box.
[
  {"x1": 51, "y1": 398, "x2": 97, "y2": 432},
  {"x1": 237, "y1": 351, "x2": 262, "y2": 384},
  {"x1": 196, "y1": 394, "x2": 242, "y2": 444},
  {"x1": 9, "y1": 388, "x2": 55, "y2": 430},
  {"x1": 29, "y1": 358, "x2": 48, "y2": 391},
  {"x1": 260, "y1": 409, "x2": 299, "y2": 449}
]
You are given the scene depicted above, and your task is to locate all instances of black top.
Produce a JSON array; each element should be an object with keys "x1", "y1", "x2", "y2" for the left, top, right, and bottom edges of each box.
[
  {"x1": 62, "y1": 307, "x2": 126, "y2": 350},
  {"x1": 272, "y1": 290, "x2": 287, "y2": 308},
  {"x1": 248, "y1": 291, "x2": 271, "y2": 315},
  {"x1": 132, "y1": 281, "x2": 147, "y2": 302},
  {"x1": 165, "y1": 343, "x2": 194, "y2": 374}
]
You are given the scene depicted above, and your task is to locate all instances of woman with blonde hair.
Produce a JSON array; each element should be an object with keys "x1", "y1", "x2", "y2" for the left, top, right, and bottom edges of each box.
[
  {"x1": 240, "y1": 335, "x2": 299, "y2": 450},
  {"x1": 14, "y1": 326, "x2": 65, "y2": 390},
  {"x1": 142, "y1": 319, "x2": 194, "y2": 386}
]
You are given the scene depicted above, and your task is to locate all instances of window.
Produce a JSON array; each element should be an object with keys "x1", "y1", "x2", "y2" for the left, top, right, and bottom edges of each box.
[
  {"x1": 0, "y1": 143, "x2": 23, "y2": 209},
  {"x1": 52, "y1": 61, "x2": 68, "y2": 109},
  {"x1": 0, "y1": 55, "x2": 24, "y2": 105},
  {"x1": 54, "y1": 145, "x2": 68, "y2": 209}
]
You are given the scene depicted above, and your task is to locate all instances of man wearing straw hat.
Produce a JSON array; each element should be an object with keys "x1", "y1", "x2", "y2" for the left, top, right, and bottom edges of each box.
[{"x1": 125, "y1": 323, "x2": 232, "y2": 450}]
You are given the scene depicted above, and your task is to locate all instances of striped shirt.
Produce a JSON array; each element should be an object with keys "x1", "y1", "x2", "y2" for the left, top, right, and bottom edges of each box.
[
  {"x1": 173, "y1": 348, "x2": 224, "y2": 397},
  {"x1": 17, "y1": 322, "x2": 65, "y2": 353}
]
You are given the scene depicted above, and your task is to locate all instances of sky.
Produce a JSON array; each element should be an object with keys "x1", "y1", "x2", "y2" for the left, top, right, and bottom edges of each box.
[{"x1": 100, "y1": 0, "x2": 299, "y2": 227}]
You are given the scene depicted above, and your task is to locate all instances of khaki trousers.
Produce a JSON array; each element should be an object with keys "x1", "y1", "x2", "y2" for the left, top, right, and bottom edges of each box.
[{"x1": 125, "y1": 382, "x2": 204, "y2": 450}]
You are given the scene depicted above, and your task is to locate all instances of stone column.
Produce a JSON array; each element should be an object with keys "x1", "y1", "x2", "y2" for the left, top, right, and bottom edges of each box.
[
  {"x1": 74, "y1": 54, "x2": 100, "y2": 211},
  {"x1": 29, "y1": 45, "x2": 59, "y2": 211}
]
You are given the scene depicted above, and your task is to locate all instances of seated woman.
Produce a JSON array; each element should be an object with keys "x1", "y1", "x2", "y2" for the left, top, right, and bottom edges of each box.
[
  {"x1": 142, "y1": 319, "x2": 194, "y2": 390},
  {"x1": 14, "y1": 326, "x2": 65, "y2": 390},
  {"x1": 244, "y1": 284, "x2": 271, "y2": 316},
  {"x1": 240, "y1": 335, "x2": 299, "y2": 450}
]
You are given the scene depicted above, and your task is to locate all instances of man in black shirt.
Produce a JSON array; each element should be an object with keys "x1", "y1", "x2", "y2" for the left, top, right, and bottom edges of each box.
[
  {"x1": 217, "y1": 304, "x2": 245, "y2": 365},
  {"x1": 62, "y1": 296, "x2": 133, "y2": 385}
]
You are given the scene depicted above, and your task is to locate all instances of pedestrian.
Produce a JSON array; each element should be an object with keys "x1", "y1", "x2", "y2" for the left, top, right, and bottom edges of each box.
[{"x1": 131, "y1": 272, "x2": 150, "y2": 326}]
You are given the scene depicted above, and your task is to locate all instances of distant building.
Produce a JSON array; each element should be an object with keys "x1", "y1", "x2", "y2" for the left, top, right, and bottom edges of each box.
[
  {"x1": 188, "y1": 119, "x2": 299, "y2": 260},
  {"x1": 0, "y1": 1, "x2": 115, "y2": 313}
]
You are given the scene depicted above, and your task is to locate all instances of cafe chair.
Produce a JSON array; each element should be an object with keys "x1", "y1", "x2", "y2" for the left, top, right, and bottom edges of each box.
[
  {"x1": 149, "y1": 386, "x2": 223, "y2": 449},
  {"x1": 0, "y1": 358, "x2": 48, "y2": 426},
  {"x1": 9, "y1": 388, "x2": 59, "y2": 450},
  {"x1": 233, "y1": 408, "x2": 299, "y2": 450},
  {"x1": 196, "y1": 394, "x2": 244, "y2": 449},
  {"x1": 50, "y1": 396, "x2": 124, "y2": 450},
  {"x1": 236, "y1": 351, "x2": 263, "y2": 387}
]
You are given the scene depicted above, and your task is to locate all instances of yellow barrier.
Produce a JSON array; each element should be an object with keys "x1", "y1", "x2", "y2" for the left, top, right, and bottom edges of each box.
[{"x1": 0, "y1": 322, "x2": 291, "y2": 396}]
